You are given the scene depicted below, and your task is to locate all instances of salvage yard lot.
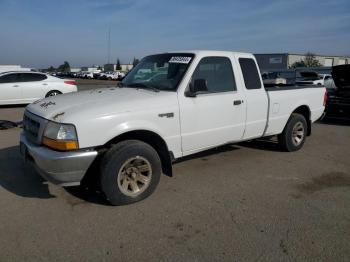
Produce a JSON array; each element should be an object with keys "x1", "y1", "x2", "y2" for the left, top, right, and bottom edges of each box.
[{"x1": 0, "y1": 80, "x2": 349, "y2": 261}]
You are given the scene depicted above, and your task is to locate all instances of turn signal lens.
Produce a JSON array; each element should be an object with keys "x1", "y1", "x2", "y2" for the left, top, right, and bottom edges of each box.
[{"x1": 42, "y1": 137, "x2": 79, "y2": 151}]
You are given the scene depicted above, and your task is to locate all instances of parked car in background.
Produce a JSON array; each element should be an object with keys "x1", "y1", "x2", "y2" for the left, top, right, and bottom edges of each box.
[
  {"x1": 55, "y1": 72, "x2": 77, "y2": 78},
  {"x1": 0, "y1": 71, "x2": 77, "y2": 105},
  {"x1": 261, "y1": 72, "x2": 287, "y2": 86},
  {"x1": 99, "y1": 72, "x2": 118, "y2": 80},
  {"x1": 313, "y1": 74, "x2": 332, "y2": 86},
  {"x1": 296, "y1": 72, "x2": 331, "y2": 86},
  {"x1": 93, "y1": 72, "x2": 101, "y2": 79},
  {"x1": 117, "y1": 71, "x2": 126, "y2": 80},
  {"x1": 324, "y1": 78, "x2": 336, "y2": 89},
  {"x1": 325, "y1": 64, "x2": 350, "y2": 117},
  {"x1": 81, "y1": 71, "x2": 94, "y2": 79},
  {"x1": 20, "y1": 50, "x2": 326, "y2": 205},
  {"x1": 295, "y1": 71, "x2": 319, "y2": 85},
  {"x1": 99, "y1": 71, "x2": 126, "y2": 80}
]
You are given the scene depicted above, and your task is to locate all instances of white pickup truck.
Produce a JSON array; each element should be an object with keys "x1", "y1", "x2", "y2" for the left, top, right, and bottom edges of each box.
[{"x1": 20, "y1": 51, "x2": 326, "y2": 205}]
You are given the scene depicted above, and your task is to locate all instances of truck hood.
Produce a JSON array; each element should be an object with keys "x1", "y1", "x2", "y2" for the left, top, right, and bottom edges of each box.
[{"x1": 26, "y1": 87, "x2": 178, "y2": 122}]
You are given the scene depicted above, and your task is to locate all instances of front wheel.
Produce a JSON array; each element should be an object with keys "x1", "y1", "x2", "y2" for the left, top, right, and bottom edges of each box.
[
  {"x1": 45, "y1": 90, "x2": 62, "y2": 97},
  {"x1": 278, "y1": 113, "x2": 307, "y2": 152},
  {"x1": 100, "y1": 140, "x2": 161, "y2": 205}
]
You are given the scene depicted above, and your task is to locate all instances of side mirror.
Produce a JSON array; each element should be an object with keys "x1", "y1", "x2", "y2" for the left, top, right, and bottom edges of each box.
[{"x1": 185, "y1": 79, "x2": 208, "y2": 97}]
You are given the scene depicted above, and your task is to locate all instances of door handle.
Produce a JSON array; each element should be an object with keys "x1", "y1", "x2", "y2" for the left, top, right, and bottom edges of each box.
[
  {"x1": 233, "y1": 100, "x2": 243, "y2": 106},
  {"x1": 42, "y1": 83, "x2": 48, "y2": 85},
  {"x1": 13, "y1": 85, "x2": 19, "y2": 87}
]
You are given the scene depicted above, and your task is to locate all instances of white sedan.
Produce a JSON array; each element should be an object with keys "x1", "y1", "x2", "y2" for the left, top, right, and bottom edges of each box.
[
  {"x1": 0, "y1": 71, "x2": 77, "y2": 105},
  {"x1": 313, "y1": 74, "x2": 332, "y2": 86}
]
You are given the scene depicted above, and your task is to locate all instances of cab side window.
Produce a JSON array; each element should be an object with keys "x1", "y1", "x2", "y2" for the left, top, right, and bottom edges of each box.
[{"x1": 192, "y1": 57, "x2": 236, "y2": 93}]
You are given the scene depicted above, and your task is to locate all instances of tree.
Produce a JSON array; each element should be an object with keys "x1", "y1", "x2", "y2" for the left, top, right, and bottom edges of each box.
[
  {"x1": 132, "y1": 57, "x2": 140, "y2": 67},
  {"x1": 304, "y1": 52, "x2": 322, "y2": 67},
  {"x1": 58, "y1": 61, "x2": 71, "y2": 72},
  {"x1": 47, "y1": 66, "x2": 56, "y2": 72},
  {"x1": 291, "y1": 52, "x2": 322, "y2": 68},
  {"x1": 291, "y1": 60, "x2": 306, "y2": 68},
  {"x1": 116, "y1": 58, "x2": 121, "y2": 70}
]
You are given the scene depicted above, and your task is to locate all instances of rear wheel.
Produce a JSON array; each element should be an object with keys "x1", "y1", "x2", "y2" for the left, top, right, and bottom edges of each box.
[
  {"x1": 45, "y1": 90, "x2": 62, "y2": 97},
  {"x1": 100, "y1": 140, "x2": 161, "y2": 205},
  {"x1": 278, "y1": 113, "x2": 307, "y2": 152}
]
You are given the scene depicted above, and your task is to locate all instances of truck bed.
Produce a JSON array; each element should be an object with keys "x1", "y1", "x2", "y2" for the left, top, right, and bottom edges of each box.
[{"x1": 263, "y1": 85, "x2": 325, "y2": 137}]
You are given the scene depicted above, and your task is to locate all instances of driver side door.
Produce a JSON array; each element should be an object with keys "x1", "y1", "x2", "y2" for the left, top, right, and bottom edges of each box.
[{"x1": 179, "y1": 56, "x2": 246, "y2": 155}]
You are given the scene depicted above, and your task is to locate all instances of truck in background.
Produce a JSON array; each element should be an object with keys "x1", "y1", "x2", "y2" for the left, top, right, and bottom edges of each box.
[{"x1": 324, "y1": 64, "x2": 350, "y2": 118}]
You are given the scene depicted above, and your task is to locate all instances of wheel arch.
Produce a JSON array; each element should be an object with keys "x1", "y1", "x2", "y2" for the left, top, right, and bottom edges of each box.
[
  {"x1": 291, "y1": 105, "x2": 311, "y2": 136},
  {"x1": 45, "y1": 90, "x2": 62, "y2": 97},
  {"x1": 103, "y1": 129, "x2": 173, "y2": 177}
]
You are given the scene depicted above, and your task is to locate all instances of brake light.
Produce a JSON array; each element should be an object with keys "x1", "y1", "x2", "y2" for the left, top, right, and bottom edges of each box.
[
  {"x1": 323, "y1": 90, "x2": 328, "y2": 106},
  {"x1": 64, "y1": 80, "x2": 76, "y2": 85}
]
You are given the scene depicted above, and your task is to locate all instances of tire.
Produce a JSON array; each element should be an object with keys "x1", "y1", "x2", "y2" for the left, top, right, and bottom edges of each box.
[
  {"x1": 278, "y1": 113, "x2": 307, "y2": 152},
  {"x1": 100, "y1": 140, "x2": 162, "y2": 205},
  {"x1": 45, "y1": 90, "x2": 62, "y2": 97}
]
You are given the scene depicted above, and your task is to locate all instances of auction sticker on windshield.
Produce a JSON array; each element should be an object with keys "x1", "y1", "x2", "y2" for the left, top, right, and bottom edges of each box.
[{"x1": 169, "y1": 56, "x2": 192, "y2": 64}]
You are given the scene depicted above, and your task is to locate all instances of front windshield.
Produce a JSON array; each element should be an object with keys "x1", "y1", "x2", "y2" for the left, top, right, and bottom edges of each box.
[{"x1": 122, "y1": 53, "x2": 194, "y2": 91}]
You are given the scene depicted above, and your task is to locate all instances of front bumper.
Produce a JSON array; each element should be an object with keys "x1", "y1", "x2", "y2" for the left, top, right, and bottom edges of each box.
[{"x1": 20, "y1": 133, "x2": 98, "y2": 186}]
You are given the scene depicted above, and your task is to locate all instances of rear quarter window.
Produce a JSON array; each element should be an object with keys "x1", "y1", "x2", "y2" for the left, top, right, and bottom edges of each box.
[{"x1": 239, "y1": 58, "x2": 262, "y2": 90}]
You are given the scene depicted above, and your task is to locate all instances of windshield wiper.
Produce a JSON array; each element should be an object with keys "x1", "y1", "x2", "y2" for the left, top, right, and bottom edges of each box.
[{"x1": 126, "y1": 83, "x2": 160, "y2": 92}]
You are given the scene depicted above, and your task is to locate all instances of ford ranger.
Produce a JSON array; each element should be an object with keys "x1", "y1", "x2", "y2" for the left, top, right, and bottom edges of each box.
[{"x1": 20, "y1": 51, "x2": 326, "y2": 205}]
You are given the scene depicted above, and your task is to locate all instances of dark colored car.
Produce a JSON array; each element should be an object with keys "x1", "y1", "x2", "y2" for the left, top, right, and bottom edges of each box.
[{"x1": 325, "y1": 64, "x2": 350, "y2": 117}]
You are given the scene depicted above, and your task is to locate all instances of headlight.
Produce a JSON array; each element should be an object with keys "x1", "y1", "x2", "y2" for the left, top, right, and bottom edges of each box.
[{"x1": 43, "y1": 121, "x2": 79, "y2": 151}]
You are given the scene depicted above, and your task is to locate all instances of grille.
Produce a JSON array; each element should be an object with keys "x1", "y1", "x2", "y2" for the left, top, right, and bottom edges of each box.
[{"x1": 23, "y1": 114, "x2": 41, "y2": 143}]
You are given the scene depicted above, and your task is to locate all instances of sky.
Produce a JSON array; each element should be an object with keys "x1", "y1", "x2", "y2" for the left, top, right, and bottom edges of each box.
[{"x1": 0, "y1": 0, "x2": 349, "y2": 68}]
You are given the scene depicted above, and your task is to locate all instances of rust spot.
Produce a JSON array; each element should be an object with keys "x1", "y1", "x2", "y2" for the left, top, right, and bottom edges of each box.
[{"x1": 52, "y1": 112, "x2": 65, "y2": 121}]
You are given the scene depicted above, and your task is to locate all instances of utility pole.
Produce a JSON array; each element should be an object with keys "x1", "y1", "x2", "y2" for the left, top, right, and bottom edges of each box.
[{"x1": 107, "y1": 27, "x2": 111, "y2": 64}]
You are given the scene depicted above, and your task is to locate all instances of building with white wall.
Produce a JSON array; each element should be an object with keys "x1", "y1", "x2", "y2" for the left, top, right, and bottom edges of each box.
[
  {"x1": 254, "y1": 53, "x2": 350, "y2": 71},
  {"x1": 104, "y1": 63, "x2": 133, "y2": 72},
  {"x1": 0, "y1": 65, "x2": 33, "y2": 73}
]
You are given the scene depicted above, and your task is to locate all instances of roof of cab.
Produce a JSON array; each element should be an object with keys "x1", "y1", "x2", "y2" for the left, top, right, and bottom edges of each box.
[
  {"x1": 167, "y1": 50, "x2": 254, "y2": 57},
  {"x1": 147, "y1": 50, "x2": 254, "y2": 57}
]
